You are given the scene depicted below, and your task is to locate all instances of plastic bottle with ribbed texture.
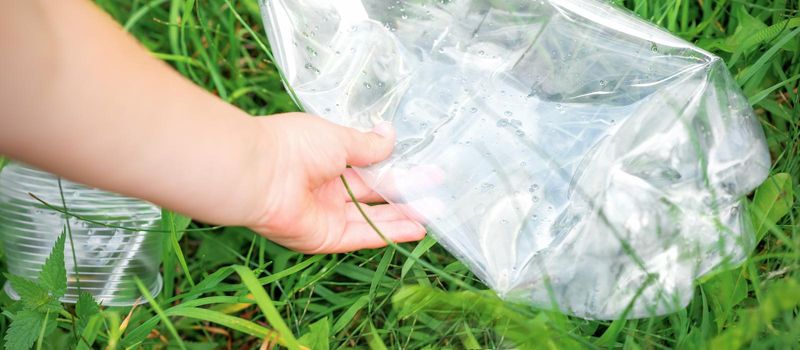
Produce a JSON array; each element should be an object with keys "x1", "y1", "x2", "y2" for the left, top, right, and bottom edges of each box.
[{"x1": 0, "y1": 162, "x2": 163, "y2": 306}]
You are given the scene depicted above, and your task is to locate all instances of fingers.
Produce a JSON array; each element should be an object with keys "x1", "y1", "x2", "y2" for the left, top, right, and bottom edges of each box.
[
  {"x1": 341, "y1": 168, "x2": 385, "y2": 203},
  {"x1": 344, "y1": 202, "x2": 409, "y2": 221},
  {"x1": 339, "y1": 122, "x2": 395, "y2": 167},
  {"x1": 323, "y1": 220, "x2": 427, "y2": 254},
  {"x1": 339, "y1": 164, "x2": 447, "y2": 204}
]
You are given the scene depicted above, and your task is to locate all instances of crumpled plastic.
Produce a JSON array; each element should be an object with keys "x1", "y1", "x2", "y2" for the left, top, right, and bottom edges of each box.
[{"x1": 259, "y1": 0, "x2": 770, "y2": 319}]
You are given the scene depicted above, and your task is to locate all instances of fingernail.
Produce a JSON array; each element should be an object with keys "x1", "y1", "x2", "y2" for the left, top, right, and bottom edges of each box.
[{"x1": 372, "y1": 122, "x2": 394, "y2": 138}]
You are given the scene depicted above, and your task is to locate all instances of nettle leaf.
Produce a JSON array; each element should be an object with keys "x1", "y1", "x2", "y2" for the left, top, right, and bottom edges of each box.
[
  {"x1": 3, "y1": 310, "x2": 56, "y2": 350},
  {"x1": 76, "y1": 292, "x2": 100, "y2": 333},
  {"x1": 750, "y1": 173, "x2": 794, "y2": 241},
  {"x1": 39, "y1": 230, "x2": 67, "y2": 298},
  {"x1": 4, "y1": 274, "x2": 59, "y2": 312},
  {"x1": 5, "y1": 274, "x2": 48, "y2": 303}
]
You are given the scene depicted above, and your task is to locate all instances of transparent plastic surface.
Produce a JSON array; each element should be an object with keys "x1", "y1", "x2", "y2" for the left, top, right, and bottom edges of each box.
[
  {"x1": 0, "y1": 163, "x2": 162, "y2": 306},
  {"x1": 260, "y1": 0, "x2": 770, "y2": 318}
]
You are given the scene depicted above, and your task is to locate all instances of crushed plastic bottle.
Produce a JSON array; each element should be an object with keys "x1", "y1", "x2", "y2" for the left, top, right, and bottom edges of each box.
[
  {"x1": 259, "y1": 0, "x2": 770, "y2": 319},
  {"x1": 0, "y1": 162, "x2": 163, "y2": 306}
]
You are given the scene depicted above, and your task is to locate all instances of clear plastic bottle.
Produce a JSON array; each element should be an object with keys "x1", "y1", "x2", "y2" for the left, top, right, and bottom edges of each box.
[{"x1": 0, "y1": 162, "x2": 163, "y2": 306}]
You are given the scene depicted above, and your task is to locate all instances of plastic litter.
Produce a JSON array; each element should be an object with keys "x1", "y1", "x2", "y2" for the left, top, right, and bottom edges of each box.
[
  {"x1": 0, "y1": 162, "x2": 163, "y2": 306},
  {"x1": 259, "y1": 0, "x2": 770, "y2": 318}
]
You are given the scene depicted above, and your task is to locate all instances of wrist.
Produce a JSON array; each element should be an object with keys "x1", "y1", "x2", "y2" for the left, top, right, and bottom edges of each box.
[{"x1": 236, "y1": 116, "x2": 281, "y2": 228}]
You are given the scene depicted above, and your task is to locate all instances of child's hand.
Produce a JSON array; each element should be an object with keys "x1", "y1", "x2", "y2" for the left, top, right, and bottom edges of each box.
[{"x1": 246, "y1": 113, "x2": 426, "y2": 253}]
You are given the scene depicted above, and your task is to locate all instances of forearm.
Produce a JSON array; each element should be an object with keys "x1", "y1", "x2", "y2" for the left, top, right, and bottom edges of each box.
[{"x1": 0, "y1": 0, "x2": 266, "y2": 225}]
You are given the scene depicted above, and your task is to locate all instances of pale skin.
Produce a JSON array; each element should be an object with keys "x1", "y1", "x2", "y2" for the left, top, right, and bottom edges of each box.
[{"x1": 0, "y1": 0, "x2": 426, "y2": 253}]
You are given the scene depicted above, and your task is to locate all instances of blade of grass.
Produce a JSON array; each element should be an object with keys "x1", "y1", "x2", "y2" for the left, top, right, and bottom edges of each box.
[
  {"x1": 736, "y1": 27, "x2": 800, "y2": 86},
  {"x1": 134, "y1": 277, "x2": 187, "y2": 350},
  {"x1": 231, "y1": 265, "x2": 300, "y2": 350}
]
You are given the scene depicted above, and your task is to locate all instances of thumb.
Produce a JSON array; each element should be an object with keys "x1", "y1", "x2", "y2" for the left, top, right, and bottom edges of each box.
[{"x1": 340, "y1": 122, "x2": 395, "y2": 167}]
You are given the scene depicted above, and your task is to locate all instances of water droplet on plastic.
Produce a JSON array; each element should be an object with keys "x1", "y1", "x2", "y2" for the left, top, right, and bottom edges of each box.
[
  {"x1": 504, "y1": 111, "x2": 513, "y2": 117},
  {"x1": 515, "y1": 129, "x2": 525, "y2": 137},
  {"x1": 478, "y1": 50, "x2": 485, "y2": 56},
  {"x1": 496, "y1": 119, "x2": 509, "y2": 127},
  {"x1": 304, "y1": 63, "x2": 319, "y2": 74},
  {"x1": 376, "y1": 82, "x2": 385, "y2": 88},
  {"x1": 532, "y1": 196, "x2": 540, "y2": 202},
  {"x1": 470, "y1": 107, "x2": 478, "y2": 113},
  {"x1": 363, "y1": 82, "x2": 372, "y2": 89},
  {"x1": 599, "y1": 80, "x2": 607, "y2": 87},
  {"x1": 306, "y1": 46, "x2": 317, "y2": 57},
  {"x1": 480, "y1": 183, "x2": 495, "y2": 192}
]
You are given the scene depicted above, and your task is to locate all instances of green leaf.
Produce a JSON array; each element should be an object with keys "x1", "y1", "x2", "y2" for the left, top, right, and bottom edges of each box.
[
  {"x1": 369, "y1": 247, "x2": 395, "y2": 308},
  {"x1": 196, "y1": 231, "x2": 246, "y2": 267},
  {"x1": 392, "y1": 285, "x2": 576, "y2": 349},
  {"x1": 160, "y1": 209, "x2": 192, "y2": 241},
  {"x1": 401, "y1": 236, "x2": 437, "y2": 280},
  {"x1": 730, "y1": 17, "x2": 800, "y2": 61},
  {"x1": 231, "y1": 265, "x2": 300, "y2": 349},
  {"x1": 710, "y1": 278, "x2": 800, "y2": 349},
  {"x1": 736, "y1": 27, "x2": 800, "y2": 86},
  {"x1": 4, "y1": 275, "x2": 59, "y2": 313},
  {"x1": 161, "y1": 209, "x2": 195, "y2": 286},
  {"x1": 298, "y1": 317, "x2": 330, "y2": 350},
  {"x1": 165, "y1": 307, "x2": 278, "y2": 340},
  {"x1": 750, "y1": 173, "x2": 794, "y2": 241},
  {"x1": 332, "y1": 295, "x2": 369, "y2": 334},
  {"x1": 365, "y1": 321, "x2": 387, "y2": 350},
  {"x1": 75, "y1": 292, "x2": 100, "y2": 333},
  {"x1": 5, "y1": 274, "x2": 48, "y2": 305},
  {"x1": 133, "y1": 277, "x2": 187, "y2": 350},
  {"x1": 75, "y1": 314, "x2": 103, "y2": 350},
  {"x1": 3, "y1": 310, "x2": 55, "y2": 350},
  {"x1": 459, "y1": 322, "x2": 481, "y2": 350},
  {"x1": 119, "y1": 316, "x2": 160, "y2": 348},
  {"x1": 720, "y1": 7, "x2": 767, "y2": 53},
  {"x1": 38, "y1": 231, "x2": 67, "y2": 299},
  {"x1": 702, "y1": 268, "x2": 749, "y2": 331}
]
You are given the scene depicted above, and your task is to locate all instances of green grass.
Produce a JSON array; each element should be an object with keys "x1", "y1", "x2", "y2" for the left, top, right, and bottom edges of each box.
[{"x1": 1, "y1": 0, "x2": 799, "y2": 348}]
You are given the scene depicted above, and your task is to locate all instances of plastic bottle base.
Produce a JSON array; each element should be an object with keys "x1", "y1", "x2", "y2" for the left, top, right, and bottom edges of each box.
[{"x1": 3, "y1": 274, "x2": 163, "y2": 307}]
